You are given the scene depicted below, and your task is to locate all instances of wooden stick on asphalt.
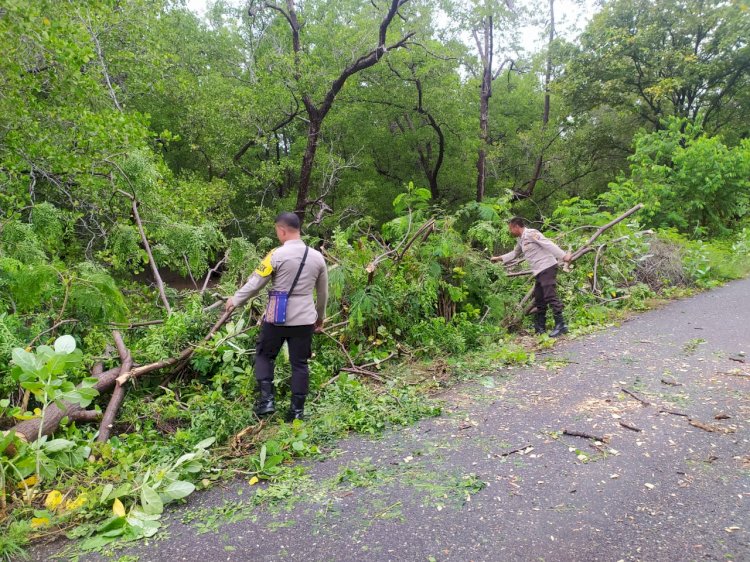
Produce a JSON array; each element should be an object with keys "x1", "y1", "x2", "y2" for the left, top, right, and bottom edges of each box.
[{"x1": 621, "y1": 387, "x2": 650, "y2": 406}]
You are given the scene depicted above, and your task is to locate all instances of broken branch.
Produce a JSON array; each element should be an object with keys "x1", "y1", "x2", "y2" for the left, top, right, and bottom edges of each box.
[
  {"x1": 494, "y1": 444, "x2": 532, "y2": 458},
  {"x1": 117, "y1": 190, "x2": 172, "y2": 314},
  {"x1": 688, "y1": 419, "x2": 735, "y2": 434},
  {"x1": 659, "y1": 408, "x2": 688, "y2": 417},
  {"x1": 618, "y1": 420, "x2": 642, "y2": 432},
  {"x1": 201, "y1": 251, "x2": 228, "y2": 294},
  {"x1": 96, "y1": 331, "x2": 132, "y2": 442},
  {"x1": 116, "y1": 309, "x2": 234, "y2": 386},
  {"x1": 563, "y1": 429, "x2": 609, "y2": 443},
  {"x1": 570, "y1": 204, "x2": 644, "y2": 261},
  {"x1": 621, "y1": 387, "x2": 650, "y2": 406}
]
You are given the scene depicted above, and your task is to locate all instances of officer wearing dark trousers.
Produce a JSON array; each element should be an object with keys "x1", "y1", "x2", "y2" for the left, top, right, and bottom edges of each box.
[
  {"x1": 225, "y1": 212, "x2": 328, "y2": 421},
  {"x1": 533, "y1": 264, "x2": 564, "y2": 332},
  {"x1": 492, "y1": 217, "x2": 572, "y2": 337}
]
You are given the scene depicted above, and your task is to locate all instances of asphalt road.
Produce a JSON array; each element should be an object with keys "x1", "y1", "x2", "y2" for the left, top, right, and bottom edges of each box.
[{"x1": 34, "y1": 278, "x2": 750, "y2": 562}]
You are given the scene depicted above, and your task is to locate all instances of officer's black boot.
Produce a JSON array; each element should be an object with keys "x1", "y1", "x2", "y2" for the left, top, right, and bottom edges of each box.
[
  {"x1": 549, "y1": 312, "x2": 568, "y2": 338},
  {"x1": 254, "y1": 381, "x2": 275, "y2": 416},
  {"x1": 533, "y1": 310, "x2": 547, "y2": 335},
  {"x1": 285, "y1": 393, "x2": 306, "y2": 422}
]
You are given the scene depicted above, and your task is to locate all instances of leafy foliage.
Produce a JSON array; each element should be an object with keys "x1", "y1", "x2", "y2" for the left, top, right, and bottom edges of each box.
[{"x1": 604, "y1": 119, "x2": 750, "y2": 237}]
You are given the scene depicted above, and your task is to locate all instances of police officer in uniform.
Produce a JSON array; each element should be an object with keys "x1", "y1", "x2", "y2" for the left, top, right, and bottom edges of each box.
[
  {"x1": 225, "y1": 212, "x2": 328, "y2": 421},
  {"x1": 492, "y1": 217, "x2": 572, "y2": 337}
]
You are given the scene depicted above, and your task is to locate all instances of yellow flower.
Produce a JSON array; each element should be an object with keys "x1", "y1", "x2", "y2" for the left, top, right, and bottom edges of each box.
[
  {"x1": 248, "y1": 476, "x2": 259, "y2": 486},
  {"x1": 44, "y1": 490, "x2": 64, "y2": 511},
  {"x1": 112, "y1": 497, "x2": 126, "y2": 517},
  {"x1": 31, "y1": 516, "x2": 50, "y2": 528},
  {"x1": 64, "y1": 493, "x2": 87, "y2": 511},
  {"x1": 18, "y1": 475, "x2": 38, "y2": 488}
]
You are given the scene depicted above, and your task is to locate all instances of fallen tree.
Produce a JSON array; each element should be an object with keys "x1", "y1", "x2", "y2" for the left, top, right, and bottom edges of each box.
[
  {"x1": 8, "y1": 206, "x2": 645, "y2": 443},
  {"x1": 11, "y1": 366, "x2": 121, "y2": 443},
  {"x1": 9, "y1": 309, "x2": 234, "y2": 443}
]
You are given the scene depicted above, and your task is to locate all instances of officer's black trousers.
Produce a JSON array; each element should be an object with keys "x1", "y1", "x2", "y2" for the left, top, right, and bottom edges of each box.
[
  {"x1": 255, "y1": 322, "x2": 314, "y2": 395},
  {"x1": 534, "y1": 265, "x2": 564, "y2": 315}
]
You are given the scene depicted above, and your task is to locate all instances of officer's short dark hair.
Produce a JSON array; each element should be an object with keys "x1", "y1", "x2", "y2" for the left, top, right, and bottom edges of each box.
[
  {"x1": 508, "y1": 216, "x2": 526, "y2": 228},
  {"x1": 275, "y1": 212, "x2": 301, "y2": 231}
]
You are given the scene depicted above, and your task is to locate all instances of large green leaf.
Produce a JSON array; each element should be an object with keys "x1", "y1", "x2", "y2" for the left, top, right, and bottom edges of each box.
[
  {"x1": 44, "y1": 438, "x2": 76, "y2": 453},
  {"x1": 53, "y1": 334, "x2": 76, "y2": 353},
  {"x1": 162, "y1": 480, "x2": 195, "y2": 501},
  {"x1": 140, "y1": 485, "x2": 164, "y2": 515},
  {"x1": 11, "y1": 348, "x2": 37, "y2": 373}
]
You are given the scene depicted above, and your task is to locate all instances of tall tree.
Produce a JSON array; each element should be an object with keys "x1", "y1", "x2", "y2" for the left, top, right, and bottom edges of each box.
[
  {"x1": 516, "y1": 0, "x2": 554, "y2": 200},
  {"x1": 449, "y1": 0, "x2": 517, "y2": 202},
  {"x1": 250, "y1": 0, "x2": 415, "y2": 221},
  {"x1": 565, "y1": 0, "x2": 750, "y2": 132},
  {"x1": 326, "y1": 36, "x2": 475, "y2": 216}
]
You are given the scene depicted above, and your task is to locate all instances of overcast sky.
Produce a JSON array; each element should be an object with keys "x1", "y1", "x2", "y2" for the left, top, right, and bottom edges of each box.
[{"x1": 184, "y1": 0, "x2": 600, "y2": 53}]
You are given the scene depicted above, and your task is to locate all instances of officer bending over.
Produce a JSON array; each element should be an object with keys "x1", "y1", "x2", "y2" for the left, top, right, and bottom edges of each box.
[{"x1": 492, "y1": 217, "x2": 572, "y2": 337}]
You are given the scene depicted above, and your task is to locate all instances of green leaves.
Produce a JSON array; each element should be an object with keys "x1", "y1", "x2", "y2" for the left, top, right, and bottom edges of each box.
[
  {"x1": 392, "y1": 182, "x2": 432, "y2": 216},
  {"x1": 568, "y1": 0, "x2": 750, "y2": 131},
  {"x1": 140, "y1": 485, "x2": 163, "y2": 515},
  {"x1": 603, "y1": 118, "x2": 750, "y2": 236},
  {"x1": 79, "y1": 436, "x2": 215, "y2": 550},
  {"x1": 11, "y1": 336, "x2": 93, "y2": 409},
  {"x1": 43, "y1": 439, "x2": 76, "y2": 453},
  {"x1": 53, "y1": 334, "x2": 76, "y2": 354},
  {"x1": 162, "y1": 480, "x2": 196, "y2": 501},
  {"x1": 10, "y1": 348, "x2": 38, "y2": 374}
]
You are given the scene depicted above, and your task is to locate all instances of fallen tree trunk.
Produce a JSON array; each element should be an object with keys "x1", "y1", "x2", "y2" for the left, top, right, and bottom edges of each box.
[
  {"x1": 11, "y1": 366, "x2": 122, "y2": 442},
  {"x1": 11, "y1": 309, "x2": 234, "y2": 443}
]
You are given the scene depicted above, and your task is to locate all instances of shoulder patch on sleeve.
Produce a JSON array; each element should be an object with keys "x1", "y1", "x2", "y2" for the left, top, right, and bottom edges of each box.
[{"x1": 254, "y1": 250, "x2": 275, "y2": 277}]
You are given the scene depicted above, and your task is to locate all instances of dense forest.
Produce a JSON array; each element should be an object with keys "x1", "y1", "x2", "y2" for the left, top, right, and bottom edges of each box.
[{"x1": 1, "y1": 0, "x2": 749, "y2": 556}]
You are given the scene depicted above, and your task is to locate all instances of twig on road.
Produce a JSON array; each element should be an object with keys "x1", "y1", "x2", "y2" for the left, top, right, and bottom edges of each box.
[
  {"x1": 618, "y1": 421, "x2": 642, "y2": 432},
  {"x1": 494, "y1": 444, "x2": 532, "y2": 458},
  {"x1": 563, "y1": 429, "x2": 609, "y2": 443},
  {"x1": 688, "y1": 419, "x2": 735, "y2": 434},
  {"x1": 621, "y1": 388, "x2": 650, "y2": 406},
  {"x1": 659, "y1": 408, "x2": 688, "y2": 417}
]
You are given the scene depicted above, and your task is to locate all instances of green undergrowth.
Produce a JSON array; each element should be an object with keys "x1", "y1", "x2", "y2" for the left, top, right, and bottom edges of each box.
[
  {"x1": 2, "y1": 192, "x2": 750, "y2": 558},
  {"x1": 5, "y1": 276, "x2": 750, "y2": 561},
  {"x1": 6, "y1": 260, "x2": 750, "y2": 560}
]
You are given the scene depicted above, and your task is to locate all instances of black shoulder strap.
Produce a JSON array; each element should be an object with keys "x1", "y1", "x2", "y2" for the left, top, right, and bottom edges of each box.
[{"x1": 288, "y1": 246, "x2": 309, "y2": 296}]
